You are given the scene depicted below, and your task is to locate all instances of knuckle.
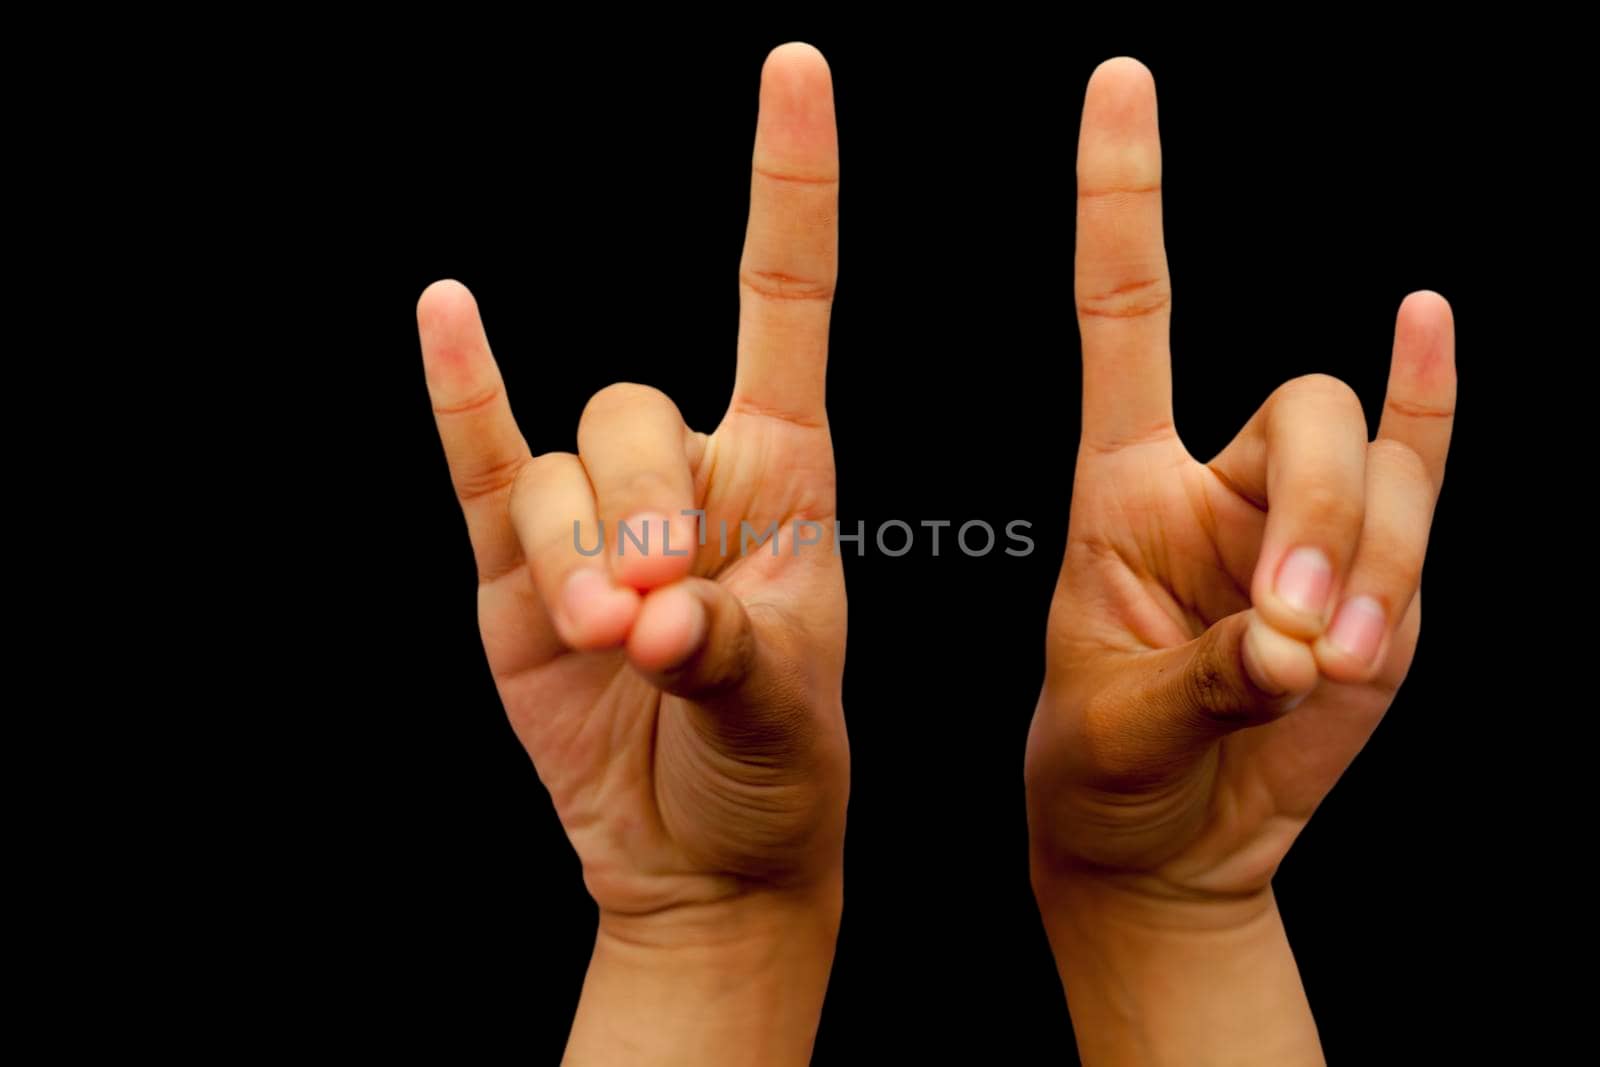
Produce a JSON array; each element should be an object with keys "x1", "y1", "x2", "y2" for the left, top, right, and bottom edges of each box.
[
  {"x1": 1292, "y1": 481, "x2": 1362, "y2": 532},
  {"x1": 1384, "y1": 393, "x2": 1455, "y2": 421},
  {"x1": 453, "y1": 453, "x2": 526, "y2": 504},
  {"x1": 1183, "y1": 629, "x2": 1248, "y2": 721},
  {"x1": 1280, "y1": 372, "x2": 1362, "y2": 415},
  {"x1": 582, "y1": 381, "x2": 671, "y2": 424},
  {"x1": 697, "y1": 609, "x2": 764, "y2": 702},
  {"x1": 1075, "y1": 276, "x2": 1173, "y2": 321},
  {"x1": 1368, "y1": 438, "x2": 1431, "y2": 487},
  {"x1": 1352, "y1": 527, "x2": 1427, "y2": 592},
  {"x1": 739, "y1": 267, "x2": 836, "y2": 303},
  {"x1": 613, "y1": 468, "x2": 678, "y2": 507},
  {"x1": 510, "y1": 451, "x2": 578, "y2": 506}
]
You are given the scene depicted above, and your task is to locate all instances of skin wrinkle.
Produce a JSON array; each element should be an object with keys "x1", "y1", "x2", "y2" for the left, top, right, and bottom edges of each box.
[
  {"x1": 1135, "y1": 541, "x2": 1203, "y2": 642},
  {"x1": 753, "y1": 166, "x2": 838, "y2": 185},
  {"x1": 738, "y1": 270, "x2": 835, "y2": 302},
  {"x1": 1184, "y1": 470, "x2": 1256, "y2": 616},
  {"x1": 1384, "y1": 395, "x2": 1456, "y2": 420},
  {"x1": 1167, "y1": 748, "x2": 1250, "y2": 885},
  {"x1": 1205, "y1": 461, "x2": 1268, "y2": 513},
  {"x1": 1073, "y1": 535, "x2": 1185, "y2": 652},
  {"x1": 1078, "y1": 183, "x2": 1163, "y2": 197},
  {"x1": 430, "y1": 383, "x2": 505, "y2": 417},
  {"x1": 475, "y1": 547, "x2": 529, "y2": 588},
  {"x1": 748, "y1": 269, "x2": 824, "y2": 286},
  {"x1": 1075, "y1": 421, "x2": 1178, "y2": 456},
  {"x1": 452, "y1": 452, "x2": 527, "y2": 504},
  {"x1": 726, "y1": 400, "x2": 829, "y2": 430},
  {"x1": 1077, "y1": 290, "x2": 1172, "y2": 318},
  {"x1": 1116, "y1": 467, "x2": 1186, "y2": 633}
]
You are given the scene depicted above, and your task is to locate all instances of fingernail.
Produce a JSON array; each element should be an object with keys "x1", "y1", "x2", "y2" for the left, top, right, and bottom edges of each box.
[
  {"x1": 1243, "y1": 613, "x2": 1317, "y2": 704},
  {"x1": 1328, "y1": 595, "x2": 1385, "y2": 667},
  {"x1": 1275, "y1": 547, "x2": 1332, "y2": 618},
  {"x1": 617, "y1": 512, "x2": 669, "y2": 556},
  {"x1": 562, "y1": 568, "x2": 609, "y2": 627},
  {"x1": 674, "y1": 593, "x2": 710, "y2": 667},
  {"x1": 1242, "y1": 616, "x2": 1285, "y2": 695}
]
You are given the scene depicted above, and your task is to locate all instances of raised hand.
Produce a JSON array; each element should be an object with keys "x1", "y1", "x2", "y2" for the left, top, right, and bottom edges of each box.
[
  {"x1": 1025, "y1": 58, "x2": 1456, "y2": 1066},
  {"x1": 416, "y1": 44, "x2": 846, "y2": 1066}
]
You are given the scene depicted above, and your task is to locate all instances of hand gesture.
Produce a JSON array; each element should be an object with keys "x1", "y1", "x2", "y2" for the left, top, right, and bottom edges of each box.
[
  {"x1": 1027, "y1": 57, "x2": 1457, "y2": 907},
  {"x1": 415, "y1": 49, "x2": 848, "y2": 1064}
]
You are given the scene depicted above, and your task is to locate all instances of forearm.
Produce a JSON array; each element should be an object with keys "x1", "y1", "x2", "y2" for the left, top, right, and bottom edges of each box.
[
  {"x1": 564, "y1": 882, "x2": 841, "y2": 1067},
  {"x1": 1035, "y1": 874, "x2": 1322, "y2": 1067}
]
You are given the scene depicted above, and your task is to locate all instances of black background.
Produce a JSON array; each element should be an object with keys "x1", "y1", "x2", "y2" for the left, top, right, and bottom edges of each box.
[{"x1": 189, "y1": 28, "x2": 1553, "y2": 1063}]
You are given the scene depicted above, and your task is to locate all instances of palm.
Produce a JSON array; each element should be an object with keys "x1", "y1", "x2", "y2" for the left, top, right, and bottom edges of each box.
[
  {"x1": 1027, "y1": 59, "x2": 1456, "y2": 899},
  {"x1": 1051, "y1": 437, "x2": 1424, "y2": 891},
  {"x1": 417, "y1": 45, "x2": 848, "y2": 919},
  {"x1": 484, "y1": 414, "x2": 844, "y2": 915}
]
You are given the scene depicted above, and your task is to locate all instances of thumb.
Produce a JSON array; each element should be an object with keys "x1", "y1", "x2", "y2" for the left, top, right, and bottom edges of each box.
[
  {"x1": 1129, "y1": 608, "x2": 1318, "y2": 758},
  {"x1": 626, "y1": 576, "x2": 756, "y2": 700},
  {"x1": 627, "y1": 578, "x2": 826, "y2": 766}
]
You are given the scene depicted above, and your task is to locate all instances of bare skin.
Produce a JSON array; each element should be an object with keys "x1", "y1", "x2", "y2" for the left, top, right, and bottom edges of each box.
[
  {"x1": 417, "y1": 45, "x2": 1455, "y2": 1065},
  {"x1": 1025, "y1": 58, "x2": 1457, "y2": 1066},
  {"x1": 416, "y1": 43, "x2": 846, "y2": 1067}
]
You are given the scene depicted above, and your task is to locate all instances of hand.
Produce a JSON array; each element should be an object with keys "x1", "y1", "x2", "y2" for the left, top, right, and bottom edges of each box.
[
  {"x1": 416, "y1": 43, "x2": 846, "y2": 1065},
  {"x1": 1024, "y1": 58, "x2": 1456, "y2": 1065}
]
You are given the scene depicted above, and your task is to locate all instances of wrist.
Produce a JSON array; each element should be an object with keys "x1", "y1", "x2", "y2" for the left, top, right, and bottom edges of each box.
[
  {"x1": 595, "y1": 872, "x2": 842, "y2": 952},
  {"x1": 565, "y1": 880, "x2": 842, "y2": 1067},
  {"x1": 1032, "y1": 863, "x2": 1322, "y2": 1067},
  {"x1": 1031, "y1": 855, "x2": 1277, "y2": 937}
]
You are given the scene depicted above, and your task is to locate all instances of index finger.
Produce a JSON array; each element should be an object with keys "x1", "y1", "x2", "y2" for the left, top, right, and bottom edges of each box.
[
  {"x1": 1075, "y1": 57, "x2": 1176, "y2": 453},
  {"x1": 417, "y1": 279, "x2": 531, "y2": 582},
  {"x1": 730, "y1": 42, "x2": 840, "y2": 428}
]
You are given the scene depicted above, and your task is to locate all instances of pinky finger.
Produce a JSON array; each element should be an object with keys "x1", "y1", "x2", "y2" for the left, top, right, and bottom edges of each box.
[
  {"x1": 1313, "y1": 439, "x2": 1436, "y2": 683},
  {"x1": 1377, "y1": 290, "x2": 1457, "y2": 494}
]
